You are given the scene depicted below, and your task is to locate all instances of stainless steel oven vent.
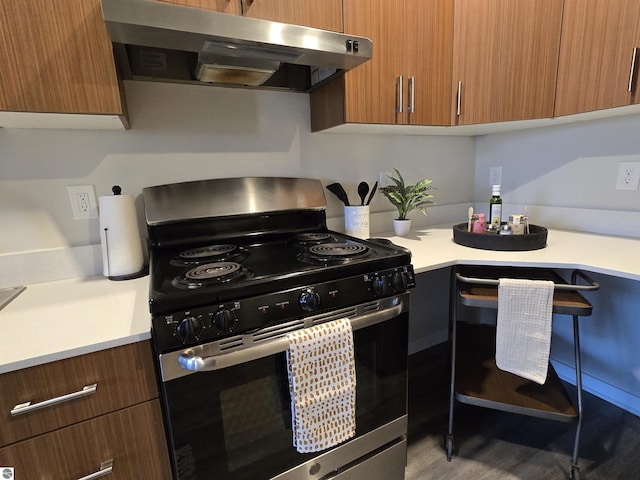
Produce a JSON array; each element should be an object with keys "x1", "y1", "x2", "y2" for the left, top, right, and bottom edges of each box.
[{"x1": 100, "y1": 0, "x2": 373, "y2": 92}]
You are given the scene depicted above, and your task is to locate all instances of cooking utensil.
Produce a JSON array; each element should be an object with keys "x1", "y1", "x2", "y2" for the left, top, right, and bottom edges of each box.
[
  {"x1": 326, "y1": 183, "x2": 350, "y2": 206},
  {"x1": 357, "y1": 182, "x2": 369, "y2": 206},
  {"x1": 365, "y1": 181, "x2": 377, "y2": 205}
]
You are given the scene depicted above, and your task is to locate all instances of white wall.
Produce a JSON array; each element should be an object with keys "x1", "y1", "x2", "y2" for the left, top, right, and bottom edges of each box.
[
  {"x1": 474, "y1": 114, "x2": 640, "y2": 237},
  {"x1": 0, "y1": 81, "x2": 475, "y2": 254}
]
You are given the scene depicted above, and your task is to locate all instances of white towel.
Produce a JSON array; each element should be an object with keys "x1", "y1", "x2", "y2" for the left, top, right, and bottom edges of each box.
[
  {"x1": 286, "y1": 318, "x2": 356, "y2": 453},
  {"x1": 495, "y1": 278, "x2": 554, "y2": 384}
]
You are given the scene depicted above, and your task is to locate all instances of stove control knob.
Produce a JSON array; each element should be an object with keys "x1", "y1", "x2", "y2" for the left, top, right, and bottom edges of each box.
[
  {"x1": 176, "y1": 316, "x2": 202, "y2": 342},
  {"x1": 212, "y1": 309, "x2": 234, "y2": 333},
  {"x1": 391, "y1": 271, "x2": 408, "y2": 292},
  {"x1": 371, "y1": 275, "x2": 390, "y2": 296},
  {"x1": 299, "y1": 288, "x2": 321, "y2": 312}
]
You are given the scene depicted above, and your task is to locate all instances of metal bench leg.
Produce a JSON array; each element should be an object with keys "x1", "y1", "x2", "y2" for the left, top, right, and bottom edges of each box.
[
  {"x1": 446, "y1": 268, "x2": 457, "y2": 461},
  {"x1": 570, "y1": 314, "x2": 583, "y2": 480}
]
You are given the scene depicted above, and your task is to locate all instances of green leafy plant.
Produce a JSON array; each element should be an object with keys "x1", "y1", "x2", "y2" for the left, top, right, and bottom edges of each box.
[{"x1": 380, "y1": 169, "x2": 435, "y2": 220}]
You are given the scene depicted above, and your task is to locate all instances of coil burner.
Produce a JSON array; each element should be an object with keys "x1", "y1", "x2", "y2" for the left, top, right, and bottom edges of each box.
[
  {"x1": 173, "y1": 262, "x2": 251, "y2": 288},
  {"x1": 300, "y1": 242, "x2": 370, "y2": 265},
  {"x1": 292, "y1": 232, "x2": 337, "y2": 247},
  {"x1": 172, "y1": 244, "x2": 248, "y2": 266}
]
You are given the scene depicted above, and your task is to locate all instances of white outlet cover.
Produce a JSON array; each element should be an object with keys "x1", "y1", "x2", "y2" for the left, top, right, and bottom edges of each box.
[
  {"x1": 67, "y1": 185, "x2": 98, "y2": 219},
  {"x1": 489, "y1": 166, "x2": 502, "y2": 187},
  {"x1": 379, "y1": 171, "x2": 393, "y2": 188},
  {"x1": 615, "y1": 162, "x2": 640, "y2": 190}
]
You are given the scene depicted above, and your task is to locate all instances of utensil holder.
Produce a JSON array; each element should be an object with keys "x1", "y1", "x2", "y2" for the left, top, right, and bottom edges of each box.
[{"x1": 344, "y1": 206, "x2": 370, "y2": 239}]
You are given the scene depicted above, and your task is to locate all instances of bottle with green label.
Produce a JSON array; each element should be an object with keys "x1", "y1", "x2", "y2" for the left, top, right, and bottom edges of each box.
[{"x1": 489, "y1": 185, "x2": 502, "y2": 227}]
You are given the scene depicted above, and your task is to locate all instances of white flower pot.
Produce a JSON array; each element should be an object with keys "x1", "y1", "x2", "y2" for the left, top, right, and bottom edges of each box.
[{"x1": 393, "y1": 219, "x2": 411, "y2": 236}]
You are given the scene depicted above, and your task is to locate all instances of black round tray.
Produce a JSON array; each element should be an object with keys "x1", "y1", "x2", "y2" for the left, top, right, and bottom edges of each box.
[{"x1": 452, "y1": 223, "x2": 548, "y2": 251}]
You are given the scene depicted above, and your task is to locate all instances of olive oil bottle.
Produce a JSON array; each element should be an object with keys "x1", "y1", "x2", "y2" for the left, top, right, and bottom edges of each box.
[{"x1": 489, "y1": 185, "x2": 502, "y2": 227}]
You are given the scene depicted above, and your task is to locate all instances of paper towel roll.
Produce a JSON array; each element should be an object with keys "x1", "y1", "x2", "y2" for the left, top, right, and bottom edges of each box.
[{"x1": 99, "y1": 193, "x2": 144, "y2": 279}]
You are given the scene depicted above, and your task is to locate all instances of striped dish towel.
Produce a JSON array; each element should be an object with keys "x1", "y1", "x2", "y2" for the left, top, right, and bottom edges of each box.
[
  {"x1": 496, "y1": 278, "x2": 554, "y2": 384},
  {"x1": 286, "y1": 318, "x2": 356, "y2": 453}
]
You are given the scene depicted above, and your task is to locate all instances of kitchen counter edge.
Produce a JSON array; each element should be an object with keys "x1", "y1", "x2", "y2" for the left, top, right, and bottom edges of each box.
[{"x1": 2, "y1": 225, "x2": 639, "y2": 374}]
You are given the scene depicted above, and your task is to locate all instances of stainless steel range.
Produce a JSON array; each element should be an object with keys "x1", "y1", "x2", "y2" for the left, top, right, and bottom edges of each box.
[{"x1": 144, "y1": 177, "x2": 414, "y2": 480}]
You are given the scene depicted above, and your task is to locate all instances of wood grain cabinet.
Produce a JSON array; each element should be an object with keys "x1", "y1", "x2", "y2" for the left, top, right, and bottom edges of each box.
[
  {"x1": 0, "y1": 0, "x2": 128, "y2": 126},
  {"x1": 0, "y1": 401, "x2": 171, "y2": 479},
  {"x1": 554, "y1": 0, "x2": 640, "y2": 117},
  {"x1": 451, "y1": 0, "x2": 563, "y2": 125},
  {"x1": 310, "y1": 0, "x2": 563, "y2": 131},
  {"x1": 310, "y1": 0, "x2": 450, "y2": 130},
  {"x1": 0, "y1": 341, "x2": 172, "y2": 479},
  {"x1": 157, "y1": 0, "x2": 343, "y2": 31}
]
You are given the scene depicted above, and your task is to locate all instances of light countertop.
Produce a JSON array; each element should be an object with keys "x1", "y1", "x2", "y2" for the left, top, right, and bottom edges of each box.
[
  {"x1": 0, "y1": 275, "x2": 151, "y2": 374},
  {"x1": 381, "y1": 225, "x2": 640, "y2": 281},
  {"x1": 2, "y1": 225, "x2": 639, "y2": 374}
]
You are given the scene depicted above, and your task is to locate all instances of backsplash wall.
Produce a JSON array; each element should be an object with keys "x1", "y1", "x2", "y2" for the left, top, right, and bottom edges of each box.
[
  {"x1": 0, "y1": 81, "x2": 475, "y2": 254},
  {"x1": 474, "y1": 114, "x2": 640, "y2": 238}
]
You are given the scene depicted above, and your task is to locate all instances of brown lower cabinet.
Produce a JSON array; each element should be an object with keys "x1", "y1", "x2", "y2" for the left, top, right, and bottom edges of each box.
[
  {"x1": 0, "y1": 400, "x2": 172, "y2": 479},
  {"x1": 0, "y1": 340, "x2": 172, "y2": 478}
]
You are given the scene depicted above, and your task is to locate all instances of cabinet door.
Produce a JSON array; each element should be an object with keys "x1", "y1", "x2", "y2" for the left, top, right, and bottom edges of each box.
[
  {"x1": 451, "y1": 0, "x2": 563, "y2": 125},
  {"x1": 554, "y1": 0, "x2": 640, "y2": 117},
  {"x1": 242, "y1": 0, "x2": 343, "y2": 32},
  {"x1": 0, "y1": 0, "x2": 124, "y2": 115},
  {"x1": 0, "y1": 400, "x2": 172, "y2": 479},
  {"x1": 403, "y1": 0, "x2": 454, "y2": 126},
  {"x1": 0, "y1": 342, "x2": 158, "y2": 446},
  {"x1": 155, "y1": 0, "x2": 242, "y2": 14},
  {"x1": 343, "y1": 0, "x2": 404, "y2": 125}
]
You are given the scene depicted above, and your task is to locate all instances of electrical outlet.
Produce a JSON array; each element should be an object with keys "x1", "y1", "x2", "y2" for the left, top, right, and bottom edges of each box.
[
  {"x1": 379, "y1": 171, "x2": 393, "y2": 188},
  {"x1": 615, "y1": 162, "x2": 640, "y2": 190},
  {"x1": 67, "y1": 185, "x2": 98, "y2": 220},
  {"x1": 489, "y1": 166, "x2": 502, "y2": 187}
]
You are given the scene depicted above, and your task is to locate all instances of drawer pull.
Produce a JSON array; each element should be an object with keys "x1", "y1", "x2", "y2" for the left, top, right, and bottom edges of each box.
[
  {"x1": 629, "y1": 47, "x2": 638, "y2": 92},
  {"x1": 78, "y1": 459, "x2": 113, "y2": 480},
  {"x1": 396, "y1": 75, "x2": 403, "y2": 114},
  {"x1": 10, "y1": 383, "x2": 98, "y2": 416}
]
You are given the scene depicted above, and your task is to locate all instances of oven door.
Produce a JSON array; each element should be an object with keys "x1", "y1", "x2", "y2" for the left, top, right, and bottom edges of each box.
[{"x1": 157, "y1": 294, "x2": 409, "y2": 480}]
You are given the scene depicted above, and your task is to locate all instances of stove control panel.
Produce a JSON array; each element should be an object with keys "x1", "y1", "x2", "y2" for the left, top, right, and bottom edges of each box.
[{"x1": 152, "y1": 265, "x2": 415, "y2": 351}]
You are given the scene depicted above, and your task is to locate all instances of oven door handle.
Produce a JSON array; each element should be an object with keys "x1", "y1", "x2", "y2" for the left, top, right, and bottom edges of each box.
[{"x1": 177, "y1": 300, "x2": 404, "y2": 373}]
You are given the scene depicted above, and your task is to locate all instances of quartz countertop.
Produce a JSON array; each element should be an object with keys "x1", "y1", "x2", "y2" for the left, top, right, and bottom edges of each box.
[
  {"x1": 2, "y1": 225, "x2": 639, "y2": 374},
  {"x1": 381, "y1": 224, "x2": 640, "y2": 281},
  {"x1": 0, "y1": 275, "x2": 151, "y2": 374}
]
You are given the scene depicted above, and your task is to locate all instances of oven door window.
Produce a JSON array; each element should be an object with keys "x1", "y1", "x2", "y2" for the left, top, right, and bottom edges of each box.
[{"x1": 160, "y1": 314, "x2": 408, "y2": 480}]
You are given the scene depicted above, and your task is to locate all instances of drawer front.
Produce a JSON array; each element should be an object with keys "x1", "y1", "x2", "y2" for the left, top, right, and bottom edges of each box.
[
  {"x1": 0, "y1": 400, "x2": 172, "y2": 479},
  {"x1": 0, "y1": 341, "x2": 158, "y2": 446}
]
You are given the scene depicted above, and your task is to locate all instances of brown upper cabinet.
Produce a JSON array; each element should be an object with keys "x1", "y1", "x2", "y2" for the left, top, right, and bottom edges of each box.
[
  {"x1": 157, "y1": 0, "x2": 343, "y2": 31},
  {"x1": 0, "y1": 0, "x2": 127, "y2": 125},
  {"x1": 311, "y1": 0, "x2": 452, "y2": 130},
  {"x1": 555, "y1": 0, "x2": 640, "y2": 117},
  {"x1": 451, "y1": 0, "x2": 563, "y2": 125},
  {"x1": 311, "y1": 0, "x2": 564, "y2": 131}
]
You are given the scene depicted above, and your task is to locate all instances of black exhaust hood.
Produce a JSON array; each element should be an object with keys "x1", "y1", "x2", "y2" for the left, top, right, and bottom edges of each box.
[{"x1": 100, "y1": 0, "x2": 372, "y2": 92}]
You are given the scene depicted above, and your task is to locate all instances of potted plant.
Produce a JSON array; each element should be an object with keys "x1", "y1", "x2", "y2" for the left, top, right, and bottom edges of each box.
[{"x1": 380, "y1": 169, "x2": 435, "y2": 236}]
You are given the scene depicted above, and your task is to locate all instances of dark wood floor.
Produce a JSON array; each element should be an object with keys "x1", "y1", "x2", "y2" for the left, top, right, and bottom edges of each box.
[{"x1": 406, "y1": 343, "x2": 640, "y2": 480}]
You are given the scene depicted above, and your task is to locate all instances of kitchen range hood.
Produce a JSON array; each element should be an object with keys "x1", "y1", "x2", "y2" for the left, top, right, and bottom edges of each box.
[{"x1": 100, "y1": 0, "x2": 372, "y2": 92}]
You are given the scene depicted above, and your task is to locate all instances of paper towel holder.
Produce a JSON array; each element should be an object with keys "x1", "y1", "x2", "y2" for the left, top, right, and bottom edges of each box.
[
  {"x1": 102, "y1": 185, "x2": 148, "y2": 281},
  {"x1": 103, "y1": 226, "x2": 148, "y2": 281}
]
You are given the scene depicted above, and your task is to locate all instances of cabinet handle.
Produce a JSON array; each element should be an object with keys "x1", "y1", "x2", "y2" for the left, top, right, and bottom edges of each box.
[
  {"x1": 10, "y1": 383, "x2": 97, "y2": 416},
  {"x1": 408, "y1": 76, "x2": 415, "y2": 114},
  {"x1": 78, "y1": 459, "x2": 113, "y2": 480},
  {"x1": 396, "y1": 75, "x2": 403, "y2": 114},
  {"x1": 456, "y1": 81, "x2": 462, "y2": 117},
  {"x1": 629, "y1": 47, "x2": 638, "y2": 93}
]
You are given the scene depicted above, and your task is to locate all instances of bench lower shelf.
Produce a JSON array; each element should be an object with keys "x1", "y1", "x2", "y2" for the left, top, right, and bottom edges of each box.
[{"x1": 455, "y1": 322, "x2": 577, "y2": 422}]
